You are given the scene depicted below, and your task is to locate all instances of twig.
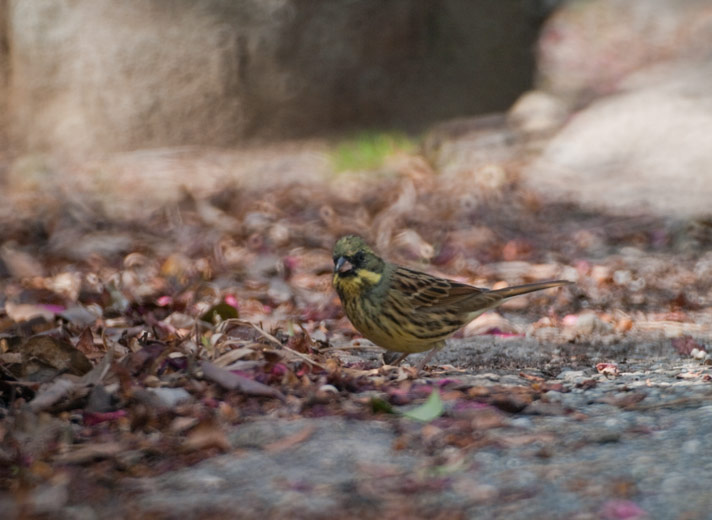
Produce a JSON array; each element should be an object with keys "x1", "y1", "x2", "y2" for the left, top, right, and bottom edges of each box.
[
  {"x1": 281, "y1": 344, "x2": 328, "y2": 370},
  {"x1": 220, "y1": 319, "x2": 327, "y2": 370}
]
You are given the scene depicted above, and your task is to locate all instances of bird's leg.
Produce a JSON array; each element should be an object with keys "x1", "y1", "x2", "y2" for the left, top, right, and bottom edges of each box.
[
  {"x1": 384, "y1": 351, "x2": 410, "y2": 366},
  {"x1": 414, "y1": 343, "x2": 445, "y2": 372}
]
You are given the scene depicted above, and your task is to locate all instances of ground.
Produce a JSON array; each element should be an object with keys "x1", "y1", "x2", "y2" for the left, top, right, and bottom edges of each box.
[{"x1": 1, "y1": 140, "x2": 711, "y2": 519}]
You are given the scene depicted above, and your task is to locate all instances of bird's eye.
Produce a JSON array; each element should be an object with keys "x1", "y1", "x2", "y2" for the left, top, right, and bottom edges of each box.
[{"x1": 353, "y1": 252, "x2": 364, "y2": 264}]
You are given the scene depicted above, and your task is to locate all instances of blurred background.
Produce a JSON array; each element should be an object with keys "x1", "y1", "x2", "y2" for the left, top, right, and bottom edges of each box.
[
  {"x1": 2, "y1": 0, "x2": 712, "y2": 221},
  {"x1": 1, "y1": 0, "x2": 712, "y2": 284}
]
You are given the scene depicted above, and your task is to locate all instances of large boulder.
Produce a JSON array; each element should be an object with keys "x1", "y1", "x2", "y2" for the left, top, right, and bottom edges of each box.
[
  {"x1": 3, "y1": 0, "x2": 545, "y2": 158},
  {"x1": 515, "y1": 0, "x2": 712, "y2": 218},
  {"x1": 536, "y1": 0, "x2": 712, "y2": 105},
  {"x1": 523, "y1": 62, "x2": 712, "y2": 218}
]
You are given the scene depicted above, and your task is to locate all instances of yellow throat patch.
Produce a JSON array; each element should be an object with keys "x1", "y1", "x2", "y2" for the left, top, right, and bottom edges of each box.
[{"x1": 334, "y1": 269, "x2": 382, "y2": 297}]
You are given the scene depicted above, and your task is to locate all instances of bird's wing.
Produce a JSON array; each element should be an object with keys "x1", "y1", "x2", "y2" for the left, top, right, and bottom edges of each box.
[
  {"x1": 393, "y1": 267, "x2": 493, "y2": 311},
  {"x1": 392, "y1": 266, "x2": 571, "y2": 315}
]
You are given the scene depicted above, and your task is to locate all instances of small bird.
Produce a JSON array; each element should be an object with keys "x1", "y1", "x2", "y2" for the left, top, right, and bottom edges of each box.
[{"x1": 332, "y1": 235, "x2": 572, "y2": 371}]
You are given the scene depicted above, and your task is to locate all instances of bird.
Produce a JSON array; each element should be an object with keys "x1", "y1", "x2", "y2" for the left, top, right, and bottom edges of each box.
[{"x1": 332, "y1": 235, "x2": 572, "y2": 371}]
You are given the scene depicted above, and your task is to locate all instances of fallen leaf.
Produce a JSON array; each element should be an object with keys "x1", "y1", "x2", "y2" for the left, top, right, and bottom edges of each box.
[
  {"x1": 22, "y1": 335, "x2": 92, "y2": 378},
  {"x1": 486, "y1": 386, "x2": 535, "y2": 413},
  {"x1": 213, "y1": 347, "x2": 255, "y2": 367},
  {"x1": 75, "y1": 327, "x2": 100, "y2": 357},
  {"x1": 264, "y1": 425, "x2": 316, "y2": 453},
  {"x1": 6, "y1": 302, "x2": 55, "y2": 323},
  {"x1": 28, "y1": 377, "x2": 78, "y2": 412},
  {"x1": 600, "y1": 499, "x2": 647, "y2": 520},
  {"x1": 84, "y1": 384, "x2": 115, "y2": 413},
  {"x1": 599, "y1": 392, "x2": 647, "y2": 409},
  {"x1": 576, "y1": 379, "x2": 598, "y2": 390},
  {"x1": 401, "y1": 388, "x2": 444, "y2": 422},
  {"x1": 169, "y1": 416, "x2": 200, "y2": 433},
  {"x1": 500, "y1": 433, "x2": 556, "y2": 447},
  {"x1": 519, "y1": 372, "x2": 545, "y2": 383},
  {"x1": 145, "y1": 387, "x2": 193, "y2": 408},
  {"x1": 80, "y1": 351, "x2": 113, "y2": 386},
  {"x1": 371, "y1": 396, "x2": 395, "y2": 414},
  {"x1": 596, "y1": 363, "x2": 620, "y2": 377},
  {"x1": 671, "y1": 335, "x2": 705, "y2": 356},
  {"x1": 0, "y1": 244, "x2": 45, "y2": 278},
  {"x1": 0, "y1": 352, "x2": 22, "y2": 365},
  {"x1": 83, "y1": 410, "x2": 127, "y2": 426},
  {"x1": 54, "y1": 442, "x2": 124, "y2": 464},
  {"x1": 200, "y1": 302, "x2": 239, "y2": 324},
  {"x1": 183, "y1": 420, "x2": 231, "y2": 452},
  {"x1": 201, "y1": 361, "x2": 285, "y2": 400},
  {"x1": 59, "y1": 305, "x2": 100, "y2": 328}
]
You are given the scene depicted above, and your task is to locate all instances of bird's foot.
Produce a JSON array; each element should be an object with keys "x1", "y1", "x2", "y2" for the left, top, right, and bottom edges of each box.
[
  {"x1": 383, "y1": 351, "x2": 410, "y2": 366},
  {"x1": 413, "y1": 346, "x2": 443, "y2": 373}
]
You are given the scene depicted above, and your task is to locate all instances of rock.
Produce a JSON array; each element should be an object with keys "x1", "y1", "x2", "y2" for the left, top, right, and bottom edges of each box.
[
  {"x1": 537, "y1": 0, "x2": 712, "y2": 103},
  {"x1": 558, "y1": 369, "x2": 587, "y2": 382},
  {"x1": 3, "y1": 0, "x2": 546, "y2": 157},
  {"x1": 524, "y1": 64, "x2": 712, "y2": 218},
  {"x1": 145, "y1": 387, "x2": 193, "y2": 409},
  {"x1": 508, "y1": 90, "x2": 570, "y2": 143},
  {"x1": 520, "y1": 0, "x2": 712, "y2": 218},
  {"x1": 421, "y1": 114, "x2": 521, "y2": 178}
]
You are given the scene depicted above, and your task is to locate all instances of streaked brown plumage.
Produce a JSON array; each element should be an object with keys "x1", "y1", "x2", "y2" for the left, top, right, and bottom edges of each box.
[{"x1": 332, "y1": 235, "x2": 572, "y2": 370}]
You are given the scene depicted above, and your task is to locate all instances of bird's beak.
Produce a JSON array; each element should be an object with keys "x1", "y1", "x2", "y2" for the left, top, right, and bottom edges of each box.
[{"x1": 334, "y1": 256, "x2": 353, "y2": 274}]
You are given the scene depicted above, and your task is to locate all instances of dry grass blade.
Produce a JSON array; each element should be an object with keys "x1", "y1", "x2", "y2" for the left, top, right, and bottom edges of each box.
[
  {"x1": 219, "y1": 319, "x2": 327, "y2": 369},
  {"x1": 279, "y1": 344, "x2": 327, "y2": 370},
  {"x1": 213, "y1": 346, "x2": 257, "y2": 367},
  {"x1": 218, "y1": 319, "x2": 282, "y2": 347}
]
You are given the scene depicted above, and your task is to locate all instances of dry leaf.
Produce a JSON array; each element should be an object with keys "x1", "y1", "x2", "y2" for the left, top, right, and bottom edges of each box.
[
  {"x1": 22, "y1": 335, "x2": 92, "y2": 377},
  {"x1": 54, "y1": 442, "x2": 124, "y2": 464},
  {"x1": 183, "y1": 420, "x2": 231, "y2": 452},
  {"x1": 201, "y1": 361, "x2": 285, "y2": 401},
  {"x1": 6, "y1": 302, "x2": 55, "y2": 323},
  {"x1": 28, "y1": 378, "x2": 77, "y2": 412},
  {"x1": 264, "y1": 425, "x2": 316, "y2": 453},
  {"x1": 213, "y1": 347, "x2": 255, "y2": 367}
]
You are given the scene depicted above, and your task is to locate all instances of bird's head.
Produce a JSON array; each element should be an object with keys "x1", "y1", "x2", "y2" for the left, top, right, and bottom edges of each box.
[{"x1": 332, "y1": 235, "x2": 385, "y2": 291}]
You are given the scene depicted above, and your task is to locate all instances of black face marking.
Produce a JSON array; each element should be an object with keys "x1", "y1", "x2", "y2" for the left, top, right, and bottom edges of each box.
[{"x1": 332, "y1": 236, "x2": 386, "y2": 279}]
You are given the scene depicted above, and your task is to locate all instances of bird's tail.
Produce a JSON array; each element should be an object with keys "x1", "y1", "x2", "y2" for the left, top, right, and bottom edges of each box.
[{"x1": 489, "y1": 280, "x2": 573, "y2": 299}]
